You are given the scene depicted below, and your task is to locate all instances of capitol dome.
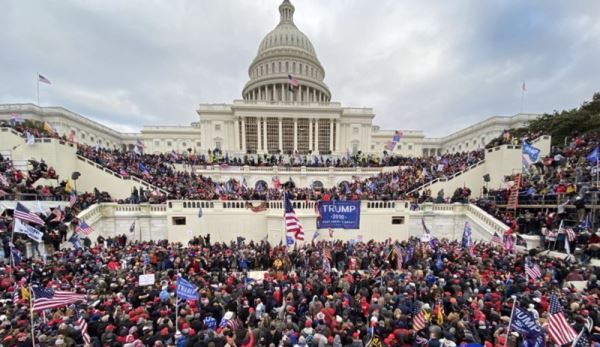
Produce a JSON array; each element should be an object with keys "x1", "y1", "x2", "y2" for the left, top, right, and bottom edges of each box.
[{"x1": 242, "y1": 0, "x2": 331, "y2": 103}]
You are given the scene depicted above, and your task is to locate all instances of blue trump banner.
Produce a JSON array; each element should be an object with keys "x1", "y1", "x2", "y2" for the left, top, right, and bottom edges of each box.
[
  {"x1": 316, "y1": 201, "x2": 361, "y2": 229},
  {"x1": 176, "y1": 277, "x2": 198, "y2": 301},
  {"x1": 511, "y1": 306, "x2": 544, "y2": 347}
]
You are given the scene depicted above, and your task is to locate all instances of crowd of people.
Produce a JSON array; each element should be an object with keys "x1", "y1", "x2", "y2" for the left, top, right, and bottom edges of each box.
[
  {"x1": 2, "y1": 119, "x2": 485, "y2": 202},
  {"x1": 1, "y1": 234, "x2": 599, "y2": 347},
  {"x1": 0, "y1": 153, "x2": 63, "y2": 201}
]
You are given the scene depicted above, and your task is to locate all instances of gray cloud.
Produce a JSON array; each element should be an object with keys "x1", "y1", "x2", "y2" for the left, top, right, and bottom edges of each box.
[{"x1": 1, "y1": 0, "x2": 599, "y2": 136}]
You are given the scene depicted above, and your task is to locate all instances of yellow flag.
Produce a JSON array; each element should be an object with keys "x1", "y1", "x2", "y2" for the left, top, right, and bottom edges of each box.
[
  {"x1": 20, "y1": 287, "x2": 30, "y2": 301},
  {"x1": 65, "y1": 178, "x2": 73, "y2": 193},
  {"x1": 43, "y1": 121, "x2": 54, "y2": 134}
]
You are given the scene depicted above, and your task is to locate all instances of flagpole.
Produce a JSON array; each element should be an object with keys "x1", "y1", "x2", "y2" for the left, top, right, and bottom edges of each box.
[
  {"x1": 29, "y1": 285, "x2": 36, "y2": 346},
  {"x1": 36, "y1": 73, "x2": 40, "y2": 106},
  {"x1": 504, "y1": 295, "x2": 518, "y2": 347}
]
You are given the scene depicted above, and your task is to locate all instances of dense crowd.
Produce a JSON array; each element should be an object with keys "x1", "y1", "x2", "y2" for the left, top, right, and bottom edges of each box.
[
  {"x1": 2, "y1": 119, "x2": 485, "y2": 201},
  {"x1": 0, "y1": 154, "x2": 62, "y2": 201},
  {"x1": 1, "y1": 234, "x2": 599, "y2": 347}
]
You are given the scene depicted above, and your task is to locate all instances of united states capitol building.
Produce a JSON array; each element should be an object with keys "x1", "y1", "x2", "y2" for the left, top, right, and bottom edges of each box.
[{"x1": 0, "y1": 0, "x2": 538, "y2": 158}]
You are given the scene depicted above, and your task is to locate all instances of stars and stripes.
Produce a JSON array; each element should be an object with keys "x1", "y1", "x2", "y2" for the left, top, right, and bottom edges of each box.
[
  {"x1": 412, "y1": 303, "x2": 426, "y2": 331},
  {"x1": 32, "y1": 287, "x2": 87, "y2": 311},
  {"x1": 284, "y1": 192, "x2": 304, "y2": 240},
  {"x1": 572, "y1": 328, "x2": 592, "y2": 347},
  {"x1": 548, "y1": 294, "x2": 577, "y2": 346},
  {"x1": 76, "y1": 221, "x2": 94, "y2": 236},
  {"x1": 14, "y1": 202, "x2": 45, "y2": 225},
  {"x1": 287, "y1": 74, "x2": 299, "y2": 90},
  {"x1": 73, "y1": 308, "x2": 91, "y2": 345},
  {"x1": 38, "y1": 74, "x2": 51, "y2": 84},
  {"x1": 13, "y1": 286, "x2": 20, "y2": 305},
  {"x1": 524, "y1": 259, "x2": 542, "y2": 280},
  {"x1": 491, "y1": 232, "x2": 502, "y2": 244},
  {"x1": 69, "y1": 192, "x2": 77, "y2": 207}
]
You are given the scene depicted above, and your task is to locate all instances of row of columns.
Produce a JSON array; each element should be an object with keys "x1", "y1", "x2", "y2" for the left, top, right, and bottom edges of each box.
[
  {"x1": 246, "y1": 84, "x2": 329, "y2": 103},
  {"x1": 233, "y1": 117, "x2": 341, "y2": 153}
]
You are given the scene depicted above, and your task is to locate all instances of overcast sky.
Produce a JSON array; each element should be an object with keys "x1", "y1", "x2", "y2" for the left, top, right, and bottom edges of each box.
[{"x1": 1, "y1": 0, "x2": 599, "y2": 137}]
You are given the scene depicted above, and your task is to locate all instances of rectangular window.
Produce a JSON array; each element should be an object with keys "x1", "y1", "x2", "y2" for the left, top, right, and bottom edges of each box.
[
  {"x1": 297, "y1": 118, "x2": 309, "y2": 154},
  {"x1": 353, "y1": 127, "x2": 359, "y2": 135},
  {"x1": 282, "y1": 118, "x2": 294, "y2": 153},
  {"x1": 167, "y1": 141, "x2": 172, "y2": 147},
  {"x1": 392, "y1": 216, "x2": 405, "y2": 225},
  {"x1": 267, "y1": 117, "x2": 279, "y2": 153},
  {"x1": 245, "y1": 117, "x2": 258, "y2": 153},
  {"x1": 215, "y1": 124, "x2": 221, "y2": 131},
  {"x1": 318, "y1": 119, "x2": 331, "y2": 154},
  {"x1": 154, "y1": 141, "x2": 160, "y2": 146},
  {"x1": 172, "y1": 216, "x2": 186, "y2": 225}
]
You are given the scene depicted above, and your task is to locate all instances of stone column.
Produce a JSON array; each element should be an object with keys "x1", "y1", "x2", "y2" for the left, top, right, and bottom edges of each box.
[
  {"x1": 313, "y1": 88, "x2": 316, "y2": 102},
  {"x1": 281, "y1": 84, "x2": 285, "y2": 102},
  {"x1": 256, "y1": 118, "x2": 262, "y2": 152},
  {"x1": 330, "y1": 119, "x2": 334, "y2": 153},
  {"x1": 308, "y1": 118, "x2": 313, "y2": 151},
  {"x1": 263, "y1": 117, "x2": 268, "y2": 152},
  {"x1": 293, "y1": 118, "x2": 298, "y2": 152},
  {"x1": 234, "y1": 118, "x2": 240, "y2": 151},
  {"x1": 335, "y1": 120, "x2": 341, "y2": 154},
  {"x1": 314, "y1": 120, "x2": 319, "y2": 154},
  {"x1": 278, "y1": 118, "x2": 283, "y2": 152},
  {"x1": 241, "y1": 117, "x2": 246, "y2": 152}
]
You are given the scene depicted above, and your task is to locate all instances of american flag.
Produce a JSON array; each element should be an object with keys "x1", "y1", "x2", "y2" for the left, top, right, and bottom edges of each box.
[
  {"x1": 284, "y1": 192, "x2": 304, "y2": 240},
  {"x1": 38, "y1": 74, "x2": 51, "y2": 84},
  {"x1": 524, "y1": 259, "x2": 542, "y2": 280},
  {"x1": 560, "y1": 226, "x2": 576, "y2": 242},
  {"x1": 32, "y1": 287, "x2": 87, "y2": 311},
  {"x1": 69, "y1": 192, "x2": 77, "y2": 207},
  {"x1": 287, "y1": 74, "x2": 299, "y2": 89},
  {"x1": 491, "y1": 232, "x2": 502, "y2": 244},
  {"x1": 0, "y1": 173, "x2": 9, "y2": 187},
  {"x1": 412, "y1": 303, "x2": 426, "y2": 331},
  {"x1": 76, "y1": 221, "x2": 94, "y2": 236},
  {"x1": 14, "y1": 202, "x2": 45, "y2": 225},
  {"x1": 74, "y1": 308, "x2": 91, "y2": 345},
  {"x1": 572, "y1": 328, "x2": 592, "y2": 347},
  {"x1": 13, "y1": 286, "x2": 20, "y2": 305},
  {"x1": 548, "y1": 294, "x2": 577, "y2": 345}
]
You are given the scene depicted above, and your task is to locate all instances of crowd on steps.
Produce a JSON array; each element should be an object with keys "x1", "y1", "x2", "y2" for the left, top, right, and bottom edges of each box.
[{"x1": 1, "y1": 235, "x2": 599, "y2": 347}]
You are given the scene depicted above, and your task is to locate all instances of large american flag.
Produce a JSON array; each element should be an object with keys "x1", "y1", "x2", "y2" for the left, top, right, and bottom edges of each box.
[
  {"x1": 32, "y1": 287, "x2": 87, "y2": 311},
  {"x1": 14, "y1": 202, "x2": 45, "y2": 225},
  {"x1": 287, "y1": 74, "x2": 299, "y2": 89},
  {"x1": 74, "y1": 308, "x2": 91, "y2": 345},
  {"x1": 75, "y1": 221, "x2": 94, "y2": 236},
  {"x1": 412, "y1": 303, "x2": 426, "y2": 331},
  {"x1": 524, "y1": 259, "x2": 542, "y2": 280},
  {"x1": 284, "y1": 192, "x2": 304, "y2": 240},
  {"x1": 548, "y1": 294, "x2": 577, "y2": 345}
]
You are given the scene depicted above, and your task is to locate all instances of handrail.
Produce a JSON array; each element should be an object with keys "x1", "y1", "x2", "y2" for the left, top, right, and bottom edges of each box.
[
  {"x1": 406, "y1": 159, "x2": 486, "y2": 195},
  {"x1": 75, "y1": 155, "x2": 169, "y2": 195}
]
